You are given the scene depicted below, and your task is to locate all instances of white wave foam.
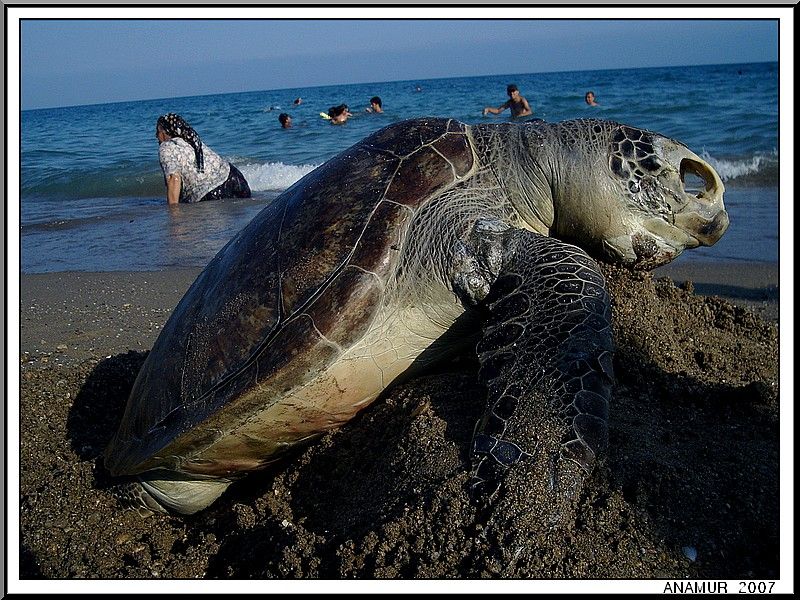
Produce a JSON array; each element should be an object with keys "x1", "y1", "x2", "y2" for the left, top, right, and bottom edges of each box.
[
  {"x1": 700, "y1": 149, "x2": 778, "y2": 182},
  {"x1": 238, "y1": 161, "x2": 319, "y2": 192}
]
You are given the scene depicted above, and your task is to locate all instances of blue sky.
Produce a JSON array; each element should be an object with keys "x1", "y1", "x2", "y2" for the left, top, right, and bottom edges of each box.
[{"x1": 20, "y1": 18, "x2": 779, "y2": 110}]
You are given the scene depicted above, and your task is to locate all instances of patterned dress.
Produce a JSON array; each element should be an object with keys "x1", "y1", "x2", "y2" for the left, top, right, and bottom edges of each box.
[{"x1": 159, "y1": 138, "x2": 231, "y2": 203}]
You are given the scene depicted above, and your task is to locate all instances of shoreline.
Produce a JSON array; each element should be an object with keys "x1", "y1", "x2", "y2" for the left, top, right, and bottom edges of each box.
[
  {"x1": 20, "y1": 185, "x2": 779, "y2": 274},
  {"x1": 653, "y1": 260, "x2": 779, "y2": 322},
  {"x1": 18, "y1": 259, "x2": 779, "y2": 366}
]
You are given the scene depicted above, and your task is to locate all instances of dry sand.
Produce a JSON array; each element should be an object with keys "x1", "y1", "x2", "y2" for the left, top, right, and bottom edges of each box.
[{"x1": 15, "y1": 260, "x2": 780, "y2": 584}]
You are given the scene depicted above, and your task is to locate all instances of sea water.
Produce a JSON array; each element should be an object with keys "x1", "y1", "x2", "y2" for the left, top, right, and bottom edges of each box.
[{"x1": 20, "y1": 62, "x2": 779, "y2": 273}]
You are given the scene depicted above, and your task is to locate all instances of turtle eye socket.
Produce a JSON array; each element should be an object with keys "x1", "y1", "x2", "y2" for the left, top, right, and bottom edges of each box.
[{"x1": 679, "y1": 158, "x2": 713, "y2": 198}]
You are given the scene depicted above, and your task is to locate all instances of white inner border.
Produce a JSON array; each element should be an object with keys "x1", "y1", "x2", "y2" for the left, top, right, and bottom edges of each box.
[{"x1": 5, "y1": 5, "x2": 794, "y2": 594}]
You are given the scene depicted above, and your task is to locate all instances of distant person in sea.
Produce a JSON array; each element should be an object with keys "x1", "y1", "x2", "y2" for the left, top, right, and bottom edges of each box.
[
  {"x1": 293, "y1": 97, "x2": 303, "y2": 105},
  {"x1": 366, "y1": 96, "x2": 383, "y2": 113},
  {"x1": 156, "y1": 113, "x2": 251, "y2": 205},
  {"x1": 483, "y1": 84, "x2": 532, "y2": 118},
  {"x1": 328, "y1": 104, "x2": 352, "y2": 125},
  {"x1": 585, "y1": 91, "x2": 599, "y2": 106},
  {"x1": 278, "y1": 113, "x2": 293, "y2": 128},
  {"x1": 415, "y1": 85, "x2": 423, "y2": 93}
]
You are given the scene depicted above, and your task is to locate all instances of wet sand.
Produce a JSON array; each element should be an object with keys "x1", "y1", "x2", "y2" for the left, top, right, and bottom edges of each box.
[{"x1": 14, "y1": 261, "x2": 781, "y2": 586}]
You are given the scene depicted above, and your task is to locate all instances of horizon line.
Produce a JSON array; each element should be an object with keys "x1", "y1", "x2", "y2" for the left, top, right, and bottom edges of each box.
[{"x1": 21, "y1": 59, "x2": 776, "y2": 113}]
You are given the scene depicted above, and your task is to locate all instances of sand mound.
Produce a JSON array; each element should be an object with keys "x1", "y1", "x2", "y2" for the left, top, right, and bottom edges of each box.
[{"x1": 19, "y1": 265, "x2": 779, "y2": 580}]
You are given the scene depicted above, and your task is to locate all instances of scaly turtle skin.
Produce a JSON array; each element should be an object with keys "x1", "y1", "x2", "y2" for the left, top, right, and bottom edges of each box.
[{"x1": 104, "y1": 118, "x2": 728, "y2": 515}]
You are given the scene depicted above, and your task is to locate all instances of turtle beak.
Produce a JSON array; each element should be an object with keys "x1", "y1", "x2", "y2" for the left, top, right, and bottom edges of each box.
[{"x1": 672, "y1": 155, "x2": 729, "y2": 247}]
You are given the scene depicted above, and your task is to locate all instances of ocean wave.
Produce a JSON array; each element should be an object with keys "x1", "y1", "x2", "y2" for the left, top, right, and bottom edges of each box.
[
  {"x1": 700, "y1": 149, "x2": 778, "y2": 186},
  {"x1": 22, "y1": 147, "x2": 774, "y2": 201},
  {"x1": 237, "y1": 161, "x2": 319, "y2": 192},
  {"x1": 23, "y1": 171, "x2": 165, "y2": 200},
  {"x1": 23, "y1": 160, "x2": 320, "y2": 199}
]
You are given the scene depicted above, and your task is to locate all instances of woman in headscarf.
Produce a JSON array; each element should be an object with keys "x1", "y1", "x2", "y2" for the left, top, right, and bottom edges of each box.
[{"x1": 155, "y1": 113, "x2": 251, "y2": 204}]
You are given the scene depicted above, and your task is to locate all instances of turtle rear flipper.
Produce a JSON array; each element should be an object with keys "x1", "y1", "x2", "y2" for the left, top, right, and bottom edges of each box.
[
  {"x1": 467, "y1": 228, "x2": 614, "y2": 508},
  {"x1": 115, "y1": 471, "x2": 233, "y2": 516}
]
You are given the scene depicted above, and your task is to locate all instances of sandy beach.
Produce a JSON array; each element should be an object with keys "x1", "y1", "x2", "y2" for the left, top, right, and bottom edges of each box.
[{"x1": 16, "y1": 260, "x2": 780, "y2": 581}]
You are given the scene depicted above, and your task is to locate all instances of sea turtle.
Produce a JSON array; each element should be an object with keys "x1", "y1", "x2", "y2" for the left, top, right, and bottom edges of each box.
[{"x1": 104, "y1": 117, "x2": 728, "y2": 515}]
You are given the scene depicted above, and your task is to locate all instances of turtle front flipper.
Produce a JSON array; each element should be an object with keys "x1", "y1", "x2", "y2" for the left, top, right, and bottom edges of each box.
[{"x1": 461, "y1": 224, "x2": 614, "y2": 508}]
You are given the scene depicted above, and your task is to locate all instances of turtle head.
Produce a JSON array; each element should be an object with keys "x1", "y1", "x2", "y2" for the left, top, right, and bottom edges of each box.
[{"x1": 544, "y1": 120, "x2": 728, "y2": 270}]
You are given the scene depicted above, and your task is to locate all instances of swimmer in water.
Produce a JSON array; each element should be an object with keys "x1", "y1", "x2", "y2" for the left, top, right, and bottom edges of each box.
[
  {"x1": 328, "y1": 104, "x2": 352, "y2": 125},
  {"x1": 278, "y1": 113, "x2": 292, "y2": 128},
  {"x1": 366, "y1": 96, "x2": 383, "y2": 113},
  {"x1": 483, "y1": 84, "x2": 533, "y2": 118}
]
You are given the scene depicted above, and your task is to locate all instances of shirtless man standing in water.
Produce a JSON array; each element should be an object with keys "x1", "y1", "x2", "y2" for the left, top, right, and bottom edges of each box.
[{"x1": 483, "y1": 84, "x2": 533, "y2": 118}]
